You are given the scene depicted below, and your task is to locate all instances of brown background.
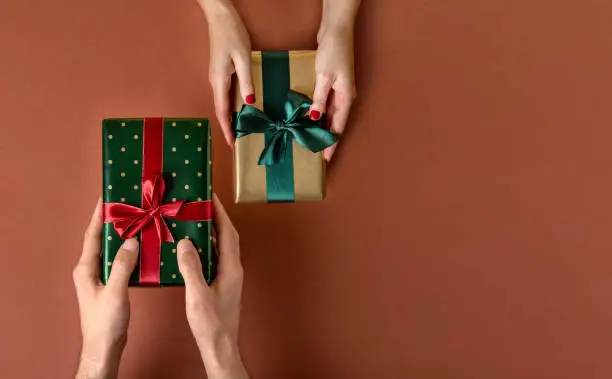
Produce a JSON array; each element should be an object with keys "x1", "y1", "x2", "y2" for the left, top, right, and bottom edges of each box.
[{"x1": 1, "y1": 0, "x2": 612, "y2": 378}]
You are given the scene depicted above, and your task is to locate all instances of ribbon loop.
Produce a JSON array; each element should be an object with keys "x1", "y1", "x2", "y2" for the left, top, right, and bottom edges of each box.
[{"x1": 235, "y1": 90, "x2": 339, "y2": 166}]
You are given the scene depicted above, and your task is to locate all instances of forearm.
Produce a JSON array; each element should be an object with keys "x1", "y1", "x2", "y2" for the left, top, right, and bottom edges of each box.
[
  {"x1": 319, "y1": 0, "x2": 362, "y2": 41},
  {"x1": 206, "y1": 359, "x2": 249, "y2": 379}
]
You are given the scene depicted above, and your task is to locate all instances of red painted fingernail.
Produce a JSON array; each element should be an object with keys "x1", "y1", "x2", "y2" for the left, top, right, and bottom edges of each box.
[
  {"x1": 310, "y1": 110, "x2": 321, "y2": 120},
  {"x1": 245, "y1": 94, "x2": 255, "y2": 105}
]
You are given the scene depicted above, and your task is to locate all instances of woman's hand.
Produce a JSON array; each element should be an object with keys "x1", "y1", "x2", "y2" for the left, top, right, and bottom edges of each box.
[
  {"x1": 199, "y1": 0, "x2": 254, "y2": 147},
  {"x1": 177, "y1": 194, "x2": 249, "y2": 379},
  {"x1": 74, "y1": 199, "x2": 139, "y2": 379},
  {"x1": 311, "y1": 0, "x2": 361, "y2": 162}
]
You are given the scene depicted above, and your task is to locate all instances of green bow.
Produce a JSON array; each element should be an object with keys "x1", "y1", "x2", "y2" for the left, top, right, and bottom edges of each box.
[{"x1": 235, "y1": 90, "x2": 339, "y2": 166}]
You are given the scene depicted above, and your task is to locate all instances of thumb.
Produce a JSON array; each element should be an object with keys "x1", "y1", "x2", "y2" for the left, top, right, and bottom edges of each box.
[
  {"x1": 177, "y1": 239, "x2": 207, "y2": 289},
  {"x1": 106, "y1": 238, "x2": 139, "y2": 293},
  {"x1": 309, "y1": 74, "x2": 333, "y2": 121}
]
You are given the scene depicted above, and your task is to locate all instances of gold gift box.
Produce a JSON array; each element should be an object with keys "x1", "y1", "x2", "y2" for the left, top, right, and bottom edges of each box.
[{"x1": 233, "y1": 51, "x2": 327, "y2": 203}]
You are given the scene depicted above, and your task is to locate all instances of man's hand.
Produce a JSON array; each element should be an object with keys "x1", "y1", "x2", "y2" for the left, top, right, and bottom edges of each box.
[
  {"x1": 312, "y1": 0, "x2": 361, "y2": 162},
  {"x1": 199, "y1": 0, "x2": 254, "y2": 147},
  {"x1": 74, "y1": 199, "x2": 139, "y2": 379},
  {"x1": 177, "y1": 194, "x2": 249, "y2": 379}
]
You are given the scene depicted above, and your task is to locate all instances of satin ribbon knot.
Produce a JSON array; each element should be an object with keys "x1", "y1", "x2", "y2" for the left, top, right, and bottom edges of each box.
[
  {"x1": 104, "y1": 175, "x2": 184, "y2": 243},
  {"x1": 235, "y1": 90, "x2": 339, "y2": 166}
]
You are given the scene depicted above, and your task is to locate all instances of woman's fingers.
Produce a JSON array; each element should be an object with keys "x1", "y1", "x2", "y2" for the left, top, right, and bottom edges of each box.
[
  {"x1": 210, "y1": 72, "x2": 234, "y2": 147},
  {"x1": 233, "y1": 52, "x2": 255, "y2": 105},
  {"x1": 323, "y1": 78, "x2": 356, "y2": 161},
  {"x1": 309, "y1": 73, "x2": 333, "y2": 121}
]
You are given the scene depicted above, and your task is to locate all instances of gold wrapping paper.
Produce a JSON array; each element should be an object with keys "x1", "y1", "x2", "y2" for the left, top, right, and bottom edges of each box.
[{"x1": 233, "y1": 51, "x2": 326, "y2": 203}]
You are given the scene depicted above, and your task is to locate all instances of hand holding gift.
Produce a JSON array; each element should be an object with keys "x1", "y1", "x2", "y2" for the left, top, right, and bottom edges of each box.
[
  {"x1": 74, "y1": 199, "x2": 137, "y2": 379},
  {"x1": 74, "y1": 196, "x2": 249, "y2": 379},
  {"x1": 177, "y1": 195, "x2": 248, "y2": 379},
  {"x1": 75, "y1": 0, "x2": 363, "y2": 376},
  {"x1": 197, "y1": 0, "x2": 361, "y2": 163},
  {"x1": 313, "y1": 0, "x2": 360, "y2": 161},
  {"x1": 199, "y1": 0, "x2": 255, "y2": 147}
]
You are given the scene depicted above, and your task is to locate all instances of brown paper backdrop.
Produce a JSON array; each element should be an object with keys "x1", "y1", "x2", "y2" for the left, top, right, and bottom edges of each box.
[{"x1": 1, "y1": 0, "x2": 612, "y2": 378}]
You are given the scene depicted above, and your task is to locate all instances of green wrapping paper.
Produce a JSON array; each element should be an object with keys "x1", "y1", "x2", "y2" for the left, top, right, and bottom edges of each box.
[{"x1": 102, "y1": 118, "x2": 215, "y2": 286}]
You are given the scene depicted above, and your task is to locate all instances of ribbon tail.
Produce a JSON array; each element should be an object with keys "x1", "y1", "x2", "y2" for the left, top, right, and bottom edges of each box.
[
  {"x1": 154, "y1": 214, "x2": 175, "y2": 243},
  {"x1": 114, "y1": 215, "x2": 153, "y2": 239},
  {"x1": 258, "y1": 131, "x2": 291, "y2": 166},
  {"x1": 140, "y1": 223, "x2": 161, "y2": 286},
  {"x1": 174, "y1": 200, "x2": 213, "y2": 221}
]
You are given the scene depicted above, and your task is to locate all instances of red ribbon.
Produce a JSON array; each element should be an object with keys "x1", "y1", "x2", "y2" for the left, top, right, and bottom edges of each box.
[{"x1": 103, "y1": 118, "x2": 212, "y2": 285}]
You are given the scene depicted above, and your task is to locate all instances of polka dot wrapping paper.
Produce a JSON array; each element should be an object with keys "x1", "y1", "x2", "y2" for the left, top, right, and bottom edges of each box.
[{"x1": 102, "y1": 118, "x2": 214, "y2": 286}]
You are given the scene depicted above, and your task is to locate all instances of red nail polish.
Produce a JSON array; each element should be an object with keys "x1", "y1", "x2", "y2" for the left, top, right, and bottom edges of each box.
[
  {"x1": 245, "y1": 94, "x2": 255, "y2": 105},
  {"x1": 310, "y1": 110, "x2": 321, "y2": 120}
]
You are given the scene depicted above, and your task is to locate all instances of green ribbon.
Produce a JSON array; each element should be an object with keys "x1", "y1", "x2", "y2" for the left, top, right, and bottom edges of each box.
[{"x1": 235, "y1": 90, "x2": 339, "y2": 166}]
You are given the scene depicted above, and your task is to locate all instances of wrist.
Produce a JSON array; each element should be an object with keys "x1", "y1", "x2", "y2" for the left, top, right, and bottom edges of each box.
[
  {"x1": 318, "y1": 1, "x2": 358, "y2": 43},
  {"x1": 198, "y1": 0, "x2": 235, "y2": 18},
  {"x1": 317, "y1": 17, "x2": 354, "y2": 45},
  {"x1": 199, "y1": 335, "x2": 248, "y2": 379},
  {"x1": 205, "y1": 357, "x2": 248, "y2": 379},
  {"x1": 75, "y1": 355, "x2": 119, "y2": 379},
  {"x1": 76, "y1": 342, "x2": 124, "y2": 379}
]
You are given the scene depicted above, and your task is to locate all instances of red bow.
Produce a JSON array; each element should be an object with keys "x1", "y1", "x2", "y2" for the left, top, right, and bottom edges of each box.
[
  {"x1": 104, "y1": 175, "x2": 183, "y2": 242},
  {"x1": 103, "y1": 174, "x2": 212, "y2": 285}
]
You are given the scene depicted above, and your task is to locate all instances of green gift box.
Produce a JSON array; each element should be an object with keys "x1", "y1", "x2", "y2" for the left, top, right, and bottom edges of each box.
[{"x1": 102, "y1": 118, "x2": 215, "y2": 286}]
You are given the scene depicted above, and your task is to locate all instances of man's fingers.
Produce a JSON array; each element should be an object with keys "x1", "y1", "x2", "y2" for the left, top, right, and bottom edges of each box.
[
  {"x1": 233, "y1": 53, "x2": 255, "y2": 105},
  {"x1": 80, "y1": 198, "x2": 103, "y2": 267},
  {"x1": 210, "y1": 73, "x2": 234, "y2": 146},
  {"x1": 105, "y1": 238, "x2": 139, "y2": 294},
  {"x1": 74, "y1": 198, "x2": 103, "y2": 291},
  {"x1": 212, "y1": 193, "x2": 239, "y2": 259},
  {"x1": 309, "y1": 74, "x2": 333, "y2": 121},
  {"x1": 212, "y1": 194, "x2": 242, "y2": 282},
  {"x1": 177, "y1": 239, "x2": 207, "y2": 290},
  {"x1": 212, "y1": 193, "x2": 235, "y2": 237}
]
